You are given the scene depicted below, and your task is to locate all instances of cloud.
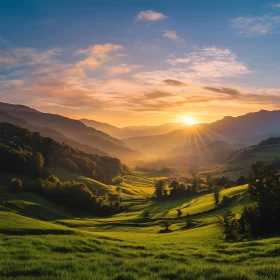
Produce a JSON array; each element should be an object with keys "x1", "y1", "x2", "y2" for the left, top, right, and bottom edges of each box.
[
  {"x1": 0, "y1": 47, "x2": 61, "y2": 68},
  {"x1": 105, "y1": 64, "x2": 141, "y2": 77},
  {"x1": 162, "y1": 79, "x2": 188, "y2": 87},
  {"x1": 144, "y1": 90, "x2": 173, "y2": 99},
  {"x1": 136, "y1": 10, "x2": 167, "y2": 21},
  {"x1": 163, "y1": 30, "x2": 181, "y2": 41},
  {"x1": 75, "y1": 43, "x2": 124, "y2": 70},
  {"x1": 166, "y1": 58, "x2": 190, "y2": 65},
  {"x1": 136, "y1": 46, "x2": 251, "y2": 84},
  {"x1": 273, "y1": 4, "x2": 280, "y2": 7},
  {"x1": 203, "y1": 86, "x2": 241, "y2": 98},
  {"x1": 231, "y1": 14, "x2": 280, "y2": 36}
]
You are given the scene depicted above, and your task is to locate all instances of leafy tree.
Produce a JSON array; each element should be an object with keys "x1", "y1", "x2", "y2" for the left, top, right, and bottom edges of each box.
[
  {"x1": 143, "y1": 210, "x2": 151, "y2": 219},
  {"x1": 32, "y1": 152, "x2": 44, "y2": 169},
  {"x1": 161, "y1": 220, "x2": 172, "y2": 232},
  {"x1": 177, "y1": 208, "x2": 183, "y2": 219},
  {"x1": 206, "y1": 173, "x2": 214, "y2": 191},
  {"x1": 9, "y1": 178, "x2": 23, "y2": 193},
  {"x1": 116, "y1": 186, "x2": 122, "y2": 194},
  {"x1": 247, "y1": 161, "x2": 280, "y2": 231},
  {"x1": 236, "y1": 175, "x2": 248, "y2": 186},
  {"x1": 217, "y1": 209, "x2": 238, "y2": 239},
  {"x1": 213, "y1": 189, "x2": 221, "y2": 205},
  {"x1": 191, "y1": 172, "x2": 200, "y2": 192},
  {"x1": 154, "y1": 180, "x2": 166, "y2": 198}
]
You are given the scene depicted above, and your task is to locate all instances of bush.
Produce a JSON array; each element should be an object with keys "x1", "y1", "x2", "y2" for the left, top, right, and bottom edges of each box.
[
  {"x1": 217, "y1": 209, "x2": 239, "y2": 240},
  {"x1": 9, "y1": 178, "x2": 23, "y2": 193}
]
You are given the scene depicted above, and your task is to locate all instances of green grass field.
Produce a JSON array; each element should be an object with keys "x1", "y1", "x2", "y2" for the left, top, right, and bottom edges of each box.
[{"x1": 1, "y1": 171, "x2": 280, "y2": 280}]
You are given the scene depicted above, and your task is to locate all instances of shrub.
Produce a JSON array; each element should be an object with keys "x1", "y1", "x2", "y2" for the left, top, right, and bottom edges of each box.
[
  {"x1": 9, "y1": 178, "x2": 23, "y2": 193},
  {"x1": 217, "y1": 209, "x2": 239, "y2": 240}
]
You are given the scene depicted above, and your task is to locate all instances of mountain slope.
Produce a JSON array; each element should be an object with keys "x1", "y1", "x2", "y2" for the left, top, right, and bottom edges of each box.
[
  {"x1": 0, "y1": 110, "x2": 108, "y2": 156},
  {"x1": 80, "y1": 118, "x2": 187, "y2": 139},
  {"x1": 124, "y1": 110, "x2": 280, "y2": 160},
  {"x1": 0, "y1": 102, "x2": 139, "y2": 161}
]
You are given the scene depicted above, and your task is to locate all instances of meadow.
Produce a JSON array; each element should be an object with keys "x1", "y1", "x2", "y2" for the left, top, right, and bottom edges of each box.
[{"x1": 1, "y1": 171, "x2": 280, "y2": 280}]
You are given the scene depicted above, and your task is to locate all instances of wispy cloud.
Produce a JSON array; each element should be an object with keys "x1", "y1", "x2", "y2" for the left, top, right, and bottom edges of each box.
[
  {"x1": 162, "y1": 79, "x2": 188, "y2": 87},
  {"x1": 163, "y1": 30, "x2": 181, "y2": 42},
  {"x1": 0, "y1": 47, "x2": 61, "y2": 69},
  {"x1": 166, "y1": 57, "x2": 190, "y2": 65},
  {"x1": 75, "y1": 43, "x2": 124, "y2": 70},
  {"x1": 136, "y1": 10, "x2": 167, "y2": 21},
  {"x1": 273, "y1": 3, "x2": 280, "y2": 8},
  {"x1": 203, "y1": 86, "x2": 241, "y2": 98},
  {"x1": 231, "y1": 14, "x2": 280, "y2": 36},
  {"x1": 136, "y1": 46, "x2": 251, "y2": 84}
]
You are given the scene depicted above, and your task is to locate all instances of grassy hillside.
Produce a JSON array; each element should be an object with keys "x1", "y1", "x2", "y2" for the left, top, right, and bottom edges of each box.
[
  {"x1": 216, "y1": 141, "x2": 280, "y2": 180},
  {"x1": 1, "y1": 168, "x2": 280, "y2": 279}
]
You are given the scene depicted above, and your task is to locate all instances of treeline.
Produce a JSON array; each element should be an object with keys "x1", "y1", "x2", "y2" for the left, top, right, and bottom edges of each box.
[
  {"x1": 218, "y1": 161, "x2": 280, "y2": 239},
  {"x1": 154, "y1": 173, "x2": 247, "y2": 200},
  {"x1": 135, "y1": 166, "x2": 174, "y2": 174},
  {"x1": 259, "y1": 137, "x2": 280, "y2": 146},
  {"x1": 0, "y1": 122, "x2": 128, "y2": 184},
  {"x1": 9, "y1": 176, "x2": 124, "y2": 216}
]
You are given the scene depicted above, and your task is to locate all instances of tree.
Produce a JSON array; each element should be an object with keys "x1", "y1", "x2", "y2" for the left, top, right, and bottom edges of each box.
[
  {"x1": 177, "y1": 208, "x2": 183, "y2": 219},
  {"x1": 143, "y1": 210, "x2": 150, "y2": 219},
  {"x1": 213, "y1": 189, "x2": 221, "y2": 205},
  {"x1": 33, "y1": 152, "x2": 44, "y2": 169},
  {"x1": 154, "y1": 180, "x2": 166, "y2": 198},
  {"x1": 236, "y1": 175, "x2": 248, "y2": 186},
  {"x1": 217, "y1": 209, "x2": 238, "y2": 239},
  {"x1": 9, "y1": 178, "x2": 23, "y2": 193},
  {"x1": 191, "y1": 172, "x2": 200, "y2": 192},
  {"x1": 116, "y1": 186, "x2": 122, "y2": 194},
  {"x1": 161, "y1": 220, "x2": 172, "y2": 232},
  {"x1": 206, "y1": 173, "x2": 214, "y2": 191},
  {"x1": 247, "y1": 161, "x2": 280, "y2": 230}
]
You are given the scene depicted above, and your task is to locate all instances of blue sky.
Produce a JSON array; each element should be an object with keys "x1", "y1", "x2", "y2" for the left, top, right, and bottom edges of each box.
[{"x1": 1, "y1": 0, "x2": 280, "y2": 126}]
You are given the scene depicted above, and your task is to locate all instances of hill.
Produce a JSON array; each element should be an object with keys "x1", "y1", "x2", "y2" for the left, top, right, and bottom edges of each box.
[
  {"x1": 213, "y1": 137, "x2": 280, "y2": 179},
  {"x1": 123, "y1": 110, "x2": 280, "y2": 162},
  {"x1": 80, "y1": 118, "x2": 187, "y2": 139},
  {"x1": 0, "y1": 102, "x2": 139, "y2": 161},
  {"x1": 0, "y1": 122, "x2": 125, "y2": 184}
]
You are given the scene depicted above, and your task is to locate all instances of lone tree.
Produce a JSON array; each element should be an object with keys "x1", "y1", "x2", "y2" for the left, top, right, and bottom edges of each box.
[
  {"x1": 143, "y1": 210, "x2": 151, "y2": 219},
  {"x1": 191, "y1": 172, "x2": 200, "y2": 192},
  {"x1": 177, "y1": 208, "x2": 183, "y2": 219},
  {"x1": 206, "y1": 173, "x2": 214, "y2": 191},
  {"x1": 154, "y1": 180, "x2": 166, "y2": 198},
  {"x1": 116, "y1": 186, "x2": 122, "y2": 194},
  {"x1": 217, "y1": 209, "x2": 238, "y2": 240},
  {"x1": 213, "y1": 189, "x2": 221, "y2": 205},
  {"x1": 161, "y1": 220, "x2": 172, "y2": 232},
  {"x1": 9, "y1": 178, "x2": 23, "y2": 193}
]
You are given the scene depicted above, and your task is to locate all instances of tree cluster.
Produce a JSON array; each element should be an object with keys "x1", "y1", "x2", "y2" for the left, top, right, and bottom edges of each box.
[
  {"x1": 26, "y1": 175, "x2": 124, "y2": 216},
  {"x1": 0, "y1": 122, "x2": 125, "y2": 184},
  {"x1": 218, "y1": 161, "x2": 280, "y2": 239}
]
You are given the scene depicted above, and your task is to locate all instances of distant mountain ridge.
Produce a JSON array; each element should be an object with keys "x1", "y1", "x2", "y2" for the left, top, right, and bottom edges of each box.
[
  {"x1": 80, "y1": 118, "x2": 187, "y2": 139},
  {"x1": 0, "y1": 102, "x2": 139, "y2": 161}
]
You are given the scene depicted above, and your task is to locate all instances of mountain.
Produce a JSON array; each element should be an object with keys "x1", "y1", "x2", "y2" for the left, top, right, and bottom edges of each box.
[
  {"x1": 203, "y1": 110, "x2": 280, "y2": 144},
  {"x1": 80, "y1": 118, "x2": 122, "y2": 138},
  {"x1": 219, "y1": 136, "x2": 280, "y2": 179},
  {"x1": 124, "y1": 110, "x2": 280, "y2": 161},
  {"x1": 0, "y1": 122, "x2": 125, "y2": 184},
  {"x1": 0, "y1": 102, "x2": 139, "y2": 161},
  {"x1": 80, "y1": 118, "x2": 187, "y2": 139},
  {"x1": 0, "y1": 109, "x2": 108, "y2": 156}
]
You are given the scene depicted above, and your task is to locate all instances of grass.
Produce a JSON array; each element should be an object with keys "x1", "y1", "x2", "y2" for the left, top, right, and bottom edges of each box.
[{"x1": 1, "y1": 171, "x2": 280, "y2": 279}]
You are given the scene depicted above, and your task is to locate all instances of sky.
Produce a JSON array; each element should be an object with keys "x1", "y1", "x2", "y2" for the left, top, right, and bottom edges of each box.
[{"x1": 1, "y1": 0, "x2": 280, "y2": 127}]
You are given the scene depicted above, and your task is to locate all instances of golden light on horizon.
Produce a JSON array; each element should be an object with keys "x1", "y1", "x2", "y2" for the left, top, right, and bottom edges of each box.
[{"x1": 180, "y1": 115, "x2": 199, "y2": 126}]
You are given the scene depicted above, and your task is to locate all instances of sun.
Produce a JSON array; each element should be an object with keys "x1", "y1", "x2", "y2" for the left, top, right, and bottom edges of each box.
[{"x1": 180, "y1": 115, "x2": 198, "y2": 126}]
